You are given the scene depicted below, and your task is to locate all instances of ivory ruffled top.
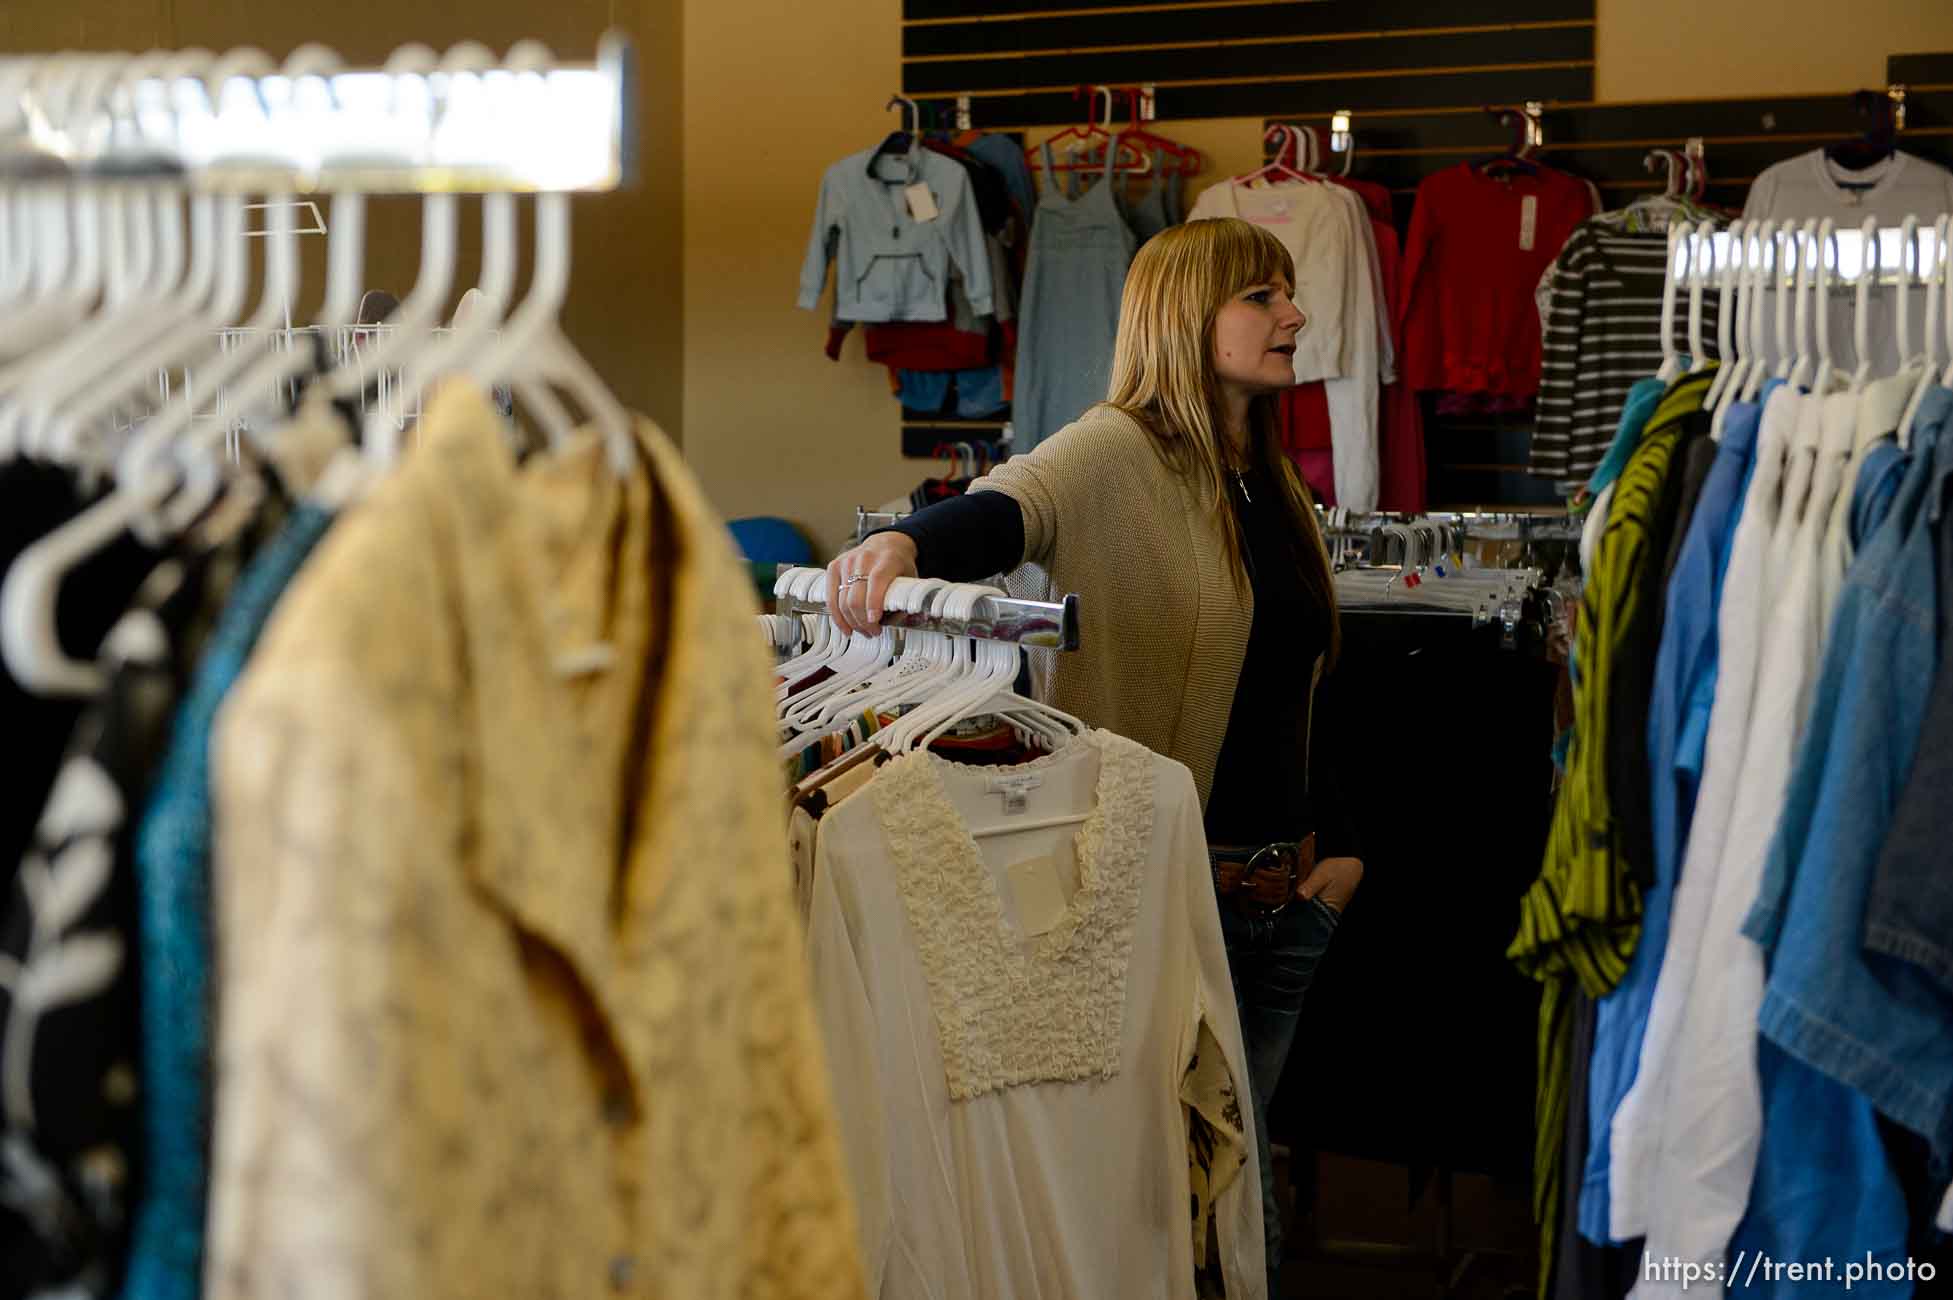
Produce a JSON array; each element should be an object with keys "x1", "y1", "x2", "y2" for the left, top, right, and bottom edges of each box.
[{"x1": 807, "y1": 729, "x2": 1265, "y2": 1299}]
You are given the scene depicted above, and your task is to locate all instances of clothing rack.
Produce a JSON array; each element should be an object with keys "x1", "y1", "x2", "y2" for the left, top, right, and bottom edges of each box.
[
  {"x1": 0, "y1": 39, "x2": 634, "y2": 192},
  {"x1": 775, "y1": 565, "x2": 1080, "y2": 651},
  {"x1": 1672, "y1": 218, "x2": 1951, "y2": 289}
]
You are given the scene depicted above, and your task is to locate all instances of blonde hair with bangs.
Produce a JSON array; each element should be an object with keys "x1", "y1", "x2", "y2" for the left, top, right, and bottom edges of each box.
[{"x1": 1096, "y1": 217, "x2": 1341, "y2": 666}]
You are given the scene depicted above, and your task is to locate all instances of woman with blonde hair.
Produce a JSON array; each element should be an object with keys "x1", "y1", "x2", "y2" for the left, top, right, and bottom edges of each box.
[{"x1": 827, "y1": 216, "x2": 1363, "y2": 1293}]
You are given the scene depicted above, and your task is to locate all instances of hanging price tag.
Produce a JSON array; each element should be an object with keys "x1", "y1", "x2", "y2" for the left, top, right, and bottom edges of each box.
[
  {"x1": 1519, "y1": 195, "x2": 1539, "y2": 251},
  {"x1": 905, "y1": 183, "x2": 940, "y2": 222}
]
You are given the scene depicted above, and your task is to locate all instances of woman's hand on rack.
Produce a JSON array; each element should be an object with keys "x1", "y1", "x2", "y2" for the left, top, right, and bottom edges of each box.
[
  {"x1": 1299, "y1": 856, "x2": 1364, "y2": 913},
  {"x1": 827, "y1": 533, "x2": 918, "y2": 636}
]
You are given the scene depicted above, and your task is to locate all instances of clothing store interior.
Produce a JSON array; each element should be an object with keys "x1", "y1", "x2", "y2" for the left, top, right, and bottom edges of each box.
[{"x1": 7, "y1": 1, "x2": 1953, "y2": 1299}]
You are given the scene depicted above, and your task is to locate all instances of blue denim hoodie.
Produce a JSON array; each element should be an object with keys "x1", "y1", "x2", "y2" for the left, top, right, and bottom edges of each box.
[
  {"x1": 1721, "y1": 387, "x2": 1953, "y2": 1292},
  {"x1": 799, "y1": 144, "x2": 995, "y2": 323},
  {"x1": 1576, "y1": 393, "x2": 1764, "y2": 1245}
]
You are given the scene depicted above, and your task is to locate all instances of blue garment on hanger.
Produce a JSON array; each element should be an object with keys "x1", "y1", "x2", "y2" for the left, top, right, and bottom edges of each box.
[
  {"x1": 1721, "y1": 387, "x2": 1953, "y2": 1293},
  {"x1": 121, "y1": 505, "x2": 335, "y2": 1300},
  {"x1": 1014, "y1": 141, "x2": 1136, "y2": 452},
  {"x1": 1579, "y1": 377, "x2": 1669, "y2": 503},
  {"x1": 1577, "y1": 390, "x2": 1765, "y2": 1245}
]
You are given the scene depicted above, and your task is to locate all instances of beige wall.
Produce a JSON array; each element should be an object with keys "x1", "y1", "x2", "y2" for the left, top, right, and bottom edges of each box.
[
  {"x1": 1595, "y1": 0, "x2": 1953, "y2": 101},
  {"x1": 681, "y1": 0, "x2": 907, "y2": 558}
]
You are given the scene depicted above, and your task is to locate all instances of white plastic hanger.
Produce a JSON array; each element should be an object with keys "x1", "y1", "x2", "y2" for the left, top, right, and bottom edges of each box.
[
  {"x1": 362, "y1": 42, "x2": 519, "y2": 455},
  {"x1": 23, "y1": 52, "x2": 204, "y2": 465},
  {"x1": 1890, "y1": 217, "x2": 1937, "y2": 445},
  {"x1": 105, "y1": 48, "x2": 299, "y2": 482},
  {"x1": 0, "y1": 50, "x2": 303, "y2": 696},
  {"x1": 459, "y1": 45, "x2": 635, "y2": 475},
  {"x1": 1686, "y1": 218, "x2": 1716, "y2": 375},
  {"x1": 1899, "y1": 215, "x2": 1949, "y2": 443},
  {"x1": 1704, "y1": 220, "x2": 1744, "y2": 409},
  {"x1": 1810, "y1": 219, "x2": 1840, "y2": 395},
  {"x1": 1655, "y1": 221, "x2": 1686, "y2": 383},
  {"x1": 0, "y1": 58, "x2": 131, "y2": 457},
  {"x1": 0, "y1": 56, "x2": 116, "y2": 447},
  {"x1": 1787, "y1": 219, "x2": 1820, "y2": 389},
  {"x1": 1741, "y1": 221, "x2": 1778, "y2": 403},
  {"x1": 1849, "y1": 216, "x2": 1879, "y2": 393},
  {"x1": 0, "y1": 57, "x2": 109, "y2": 365},
  {"x1": 1711, "y1": 224, "x2": 1755, "y2": 439},
  {"x1": 325, "y1": 44, "x2": 455, "y2": 433},
  {"x1": 775, "y1": 567, "x2": 857, "y2": 700}
]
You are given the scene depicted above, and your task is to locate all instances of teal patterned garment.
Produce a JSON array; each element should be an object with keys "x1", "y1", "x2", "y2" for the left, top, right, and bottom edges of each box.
[{"x1": 122, "y1": 504, "x2": 333, "y2": 1300}]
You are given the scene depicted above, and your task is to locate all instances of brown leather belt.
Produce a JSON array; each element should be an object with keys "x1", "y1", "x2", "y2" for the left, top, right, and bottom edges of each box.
[{"x1": 1210, "y1": 834, "x2": 1316, "y2": 913}]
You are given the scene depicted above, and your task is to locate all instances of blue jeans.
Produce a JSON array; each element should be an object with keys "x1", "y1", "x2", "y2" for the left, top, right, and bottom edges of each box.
[{"x1": 1220, "y1": 895, "x2": 1341, "y2": 1298}]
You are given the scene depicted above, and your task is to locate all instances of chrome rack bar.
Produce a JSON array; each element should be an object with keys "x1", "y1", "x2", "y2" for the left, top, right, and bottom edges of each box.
[
  {"x1": 0, "y1": 35, "x2": 634, "y2": 193},
  {"x1": 776, "y1": 565, "x2": 1079, "y2": 652}
]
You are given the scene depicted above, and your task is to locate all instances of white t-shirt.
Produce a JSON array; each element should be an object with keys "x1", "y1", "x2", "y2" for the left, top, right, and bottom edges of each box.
[
  {"x1": 1743, "y1": 150, "x2": 1953, "y2": 375},
  {"x1": 806, "y1": 729, "x2": 1266, "y2": 1300}
]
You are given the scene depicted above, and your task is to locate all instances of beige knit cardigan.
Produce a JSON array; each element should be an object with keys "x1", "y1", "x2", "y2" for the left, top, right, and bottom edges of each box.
[{"x1": 973, "y1": 405, "x2": 1313, "y2": 810}]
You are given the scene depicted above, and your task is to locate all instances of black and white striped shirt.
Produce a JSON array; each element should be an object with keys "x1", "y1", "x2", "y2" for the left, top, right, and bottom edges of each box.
[{"x1": 1531, "y1": 217, "x2": 1721, "y2": 484}]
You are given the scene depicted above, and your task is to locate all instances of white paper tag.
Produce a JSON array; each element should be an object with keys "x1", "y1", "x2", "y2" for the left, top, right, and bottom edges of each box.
[
  {"x1": 1519, "y1": 194, "x2": 1538, "y2": 251},
  {"x1": 1007, "y1": 854, "x2": 1069, "y2": 937},
  {"x1": 905, "y1": 183, "x2": 940, "y2": 222},
  {"x1": 1937, "y1": 1181, "x2": 1953, "y2": 1233},
  {"x1": 987, "y1": 772, "x2": 1043, "y2": 815}
]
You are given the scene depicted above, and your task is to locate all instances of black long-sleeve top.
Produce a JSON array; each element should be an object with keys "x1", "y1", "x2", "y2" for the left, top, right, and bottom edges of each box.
[{"x1": 880, "y1": 462, "x2": 1359, "y2": 859}]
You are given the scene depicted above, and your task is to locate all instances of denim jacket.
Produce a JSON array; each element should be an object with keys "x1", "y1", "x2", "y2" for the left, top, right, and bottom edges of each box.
[
  {"x1": 1861, "y1": 440, "x2": 1953, "y2": 1001},
  {"x1": 799, "y1": 143, "x2": 995, "y2": 324}
]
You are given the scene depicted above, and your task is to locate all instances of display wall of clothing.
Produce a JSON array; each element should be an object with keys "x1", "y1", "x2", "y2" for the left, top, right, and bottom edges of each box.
[
  {"x1": 0, "y1": 40, "x2": 866, "y2": 1300},
  {"x1": 1515, "y1": 217, "x2": 1953, "y2": 1300}
]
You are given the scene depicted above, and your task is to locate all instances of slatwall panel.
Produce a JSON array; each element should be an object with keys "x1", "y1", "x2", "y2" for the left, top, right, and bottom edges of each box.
[
  {"x1": 901, "y1": 0, "x2": 1595, "y2": 127},
  {"x1": 1890, "y1": 51, "x2": 1953, "y2": 85}
]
